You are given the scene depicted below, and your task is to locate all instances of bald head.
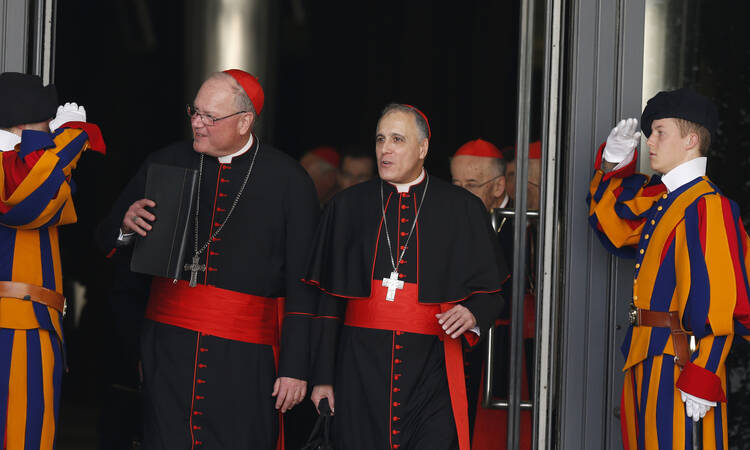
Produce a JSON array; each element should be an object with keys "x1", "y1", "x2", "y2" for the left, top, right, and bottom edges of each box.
[{"x1": 505, "y1": 158, "x2": 541, "y2": 210}]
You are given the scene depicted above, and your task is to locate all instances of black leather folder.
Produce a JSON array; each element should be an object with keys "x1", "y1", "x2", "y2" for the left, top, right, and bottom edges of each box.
[{"x1": 130, "y1": 163, "x2": 198, "y2": 280}]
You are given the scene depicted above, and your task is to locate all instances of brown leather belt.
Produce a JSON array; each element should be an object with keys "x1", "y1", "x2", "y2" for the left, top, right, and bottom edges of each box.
[
  {"x1": 629, "y1": 306, "x2": 690, "y2": 368},
  {"x1": 0, "y1": 281, "x2": 66, "y2": 315}
]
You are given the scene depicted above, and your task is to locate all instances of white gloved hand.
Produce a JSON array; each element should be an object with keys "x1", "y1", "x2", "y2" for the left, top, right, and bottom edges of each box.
[
  {"x1": 680, "y1": 390, "x2": 716, "y2": 422},
  {"x1": 603, "y1": 118, "x2": 641, "y2": 163},
  {"x1": 49, "y1": 102, "x2": 86, "y2": 132}
]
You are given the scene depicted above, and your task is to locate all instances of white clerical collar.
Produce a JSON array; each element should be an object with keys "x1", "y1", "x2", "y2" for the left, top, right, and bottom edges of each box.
[
  {"x1": 390, "y1": 169, "x2": 426, "y2": 193},
  {"x1": 217, "y1": 134, "x2": 254, "y2": 164},
  {"x1": 661, "y1": 157, "x2": 707, "y2": 193},
  {"x1": 0, "y1": 129, "x2": 21, "y2": 151},
  {"x1": 498, "y1": 194, "x2": 510, "y2": 209}
]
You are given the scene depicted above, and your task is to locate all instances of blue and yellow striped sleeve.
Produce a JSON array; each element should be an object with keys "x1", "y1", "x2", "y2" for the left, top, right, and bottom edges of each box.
[
  {"x1": 0, "y1": 123, "x2": 104, "y2": 230},
  {"x1": 587, "y1": 143, "x2": 667, "y2": 257}
]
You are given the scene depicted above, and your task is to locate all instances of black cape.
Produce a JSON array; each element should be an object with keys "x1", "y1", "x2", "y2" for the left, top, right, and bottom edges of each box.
[{"x1": 304, "y1": 175, "x2": 509, "y2": 308}]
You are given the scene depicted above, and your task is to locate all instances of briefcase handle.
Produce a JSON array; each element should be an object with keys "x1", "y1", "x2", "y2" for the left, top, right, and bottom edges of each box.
[{"x1": 301, "y1": 398, "x2": 334, "y2": 450}]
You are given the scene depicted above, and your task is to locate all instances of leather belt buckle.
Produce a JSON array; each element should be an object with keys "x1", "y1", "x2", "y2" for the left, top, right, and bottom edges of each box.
[{"x1": 628, "y1": 303, "x2": 639, "y2": 326}]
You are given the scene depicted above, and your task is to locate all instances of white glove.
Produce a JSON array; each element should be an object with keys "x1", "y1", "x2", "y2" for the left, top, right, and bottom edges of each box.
[
  {"x1": 603, "y1": 118, "x2": 641, "y2": 163},
  {"x1": 680, "y1": 390, "x2": 716, "y2": 422},
  {"x1": 49, "y1": 102, "x2": 86, "y2": 132}
]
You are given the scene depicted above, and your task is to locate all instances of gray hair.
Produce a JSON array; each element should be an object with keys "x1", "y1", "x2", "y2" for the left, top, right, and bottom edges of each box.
[
  {"x1": 207, "y1": 71, "x2": 256, "y2": 116},
  {"x1": 490, "y1": 157, "x2": 506, "y2": 177},
  {"x1": 378, "y1": 103, "x2": 430, "y2": 141}
]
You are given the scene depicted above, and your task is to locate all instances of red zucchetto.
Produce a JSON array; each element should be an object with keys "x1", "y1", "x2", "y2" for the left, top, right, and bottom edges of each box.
[
  {"x1": 454, "y1": 138, "x2": 503, "y2": 159},
  {"x1": 223, "y1": 69, "x2": 265, "y2": 116}
]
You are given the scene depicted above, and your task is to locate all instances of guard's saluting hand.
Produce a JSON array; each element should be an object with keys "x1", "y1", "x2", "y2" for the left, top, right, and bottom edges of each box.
[{"x1": 603, "y1": 117, "x2": 641, "y2": 163}]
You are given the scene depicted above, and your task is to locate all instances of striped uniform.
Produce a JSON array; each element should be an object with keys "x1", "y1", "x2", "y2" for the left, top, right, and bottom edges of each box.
[
  {"x1": 0, "y1": 125, "x2": 104, "y2": 449},
  {"x1": 587, "y1": 145, "x2": 750, "y2": 450}
]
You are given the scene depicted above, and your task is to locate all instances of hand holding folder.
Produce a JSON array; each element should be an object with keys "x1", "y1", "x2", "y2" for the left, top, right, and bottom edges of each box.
[{"x1": 130, "y1": 163, "x2": 199, "y2": 280}]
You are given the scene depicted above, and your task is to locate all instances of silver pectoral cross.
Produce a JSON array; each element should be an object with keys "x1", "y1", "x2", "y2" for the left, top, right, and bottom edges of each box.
[
  {"x1": 382, "y1": 271, "x2": 404, "y2": 302},
  {"x1": 184, "y1": 255, "x2": 206, "y2": 287}
]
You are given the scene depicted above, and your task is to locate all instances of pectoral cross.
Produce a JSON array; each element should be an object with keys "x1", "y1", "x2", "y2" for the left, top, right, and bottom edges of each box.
[
  {"x1": 184, "y1": 255, "x2": 206, "y2": 287},
  {"x1": 382, "y1": 271, "x2": 404, "y2": 302}
]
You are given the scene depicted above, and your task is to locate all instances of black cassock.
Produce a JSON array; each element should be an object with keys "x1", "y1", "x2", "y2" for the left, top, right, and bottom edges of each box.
[
  {"x1": 98, "y1": 138, "x2": 320, "y2": 449},
  {"x1": 304, "y1": 174, "x2": 509, "y2": 450}
]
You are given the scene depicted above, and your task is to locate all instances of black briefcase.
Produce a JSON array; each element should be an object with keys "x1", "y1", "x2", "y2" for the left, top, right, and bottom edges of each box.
[{"x1": 301, "y1": 398, "x2": 334, "y2": 450}]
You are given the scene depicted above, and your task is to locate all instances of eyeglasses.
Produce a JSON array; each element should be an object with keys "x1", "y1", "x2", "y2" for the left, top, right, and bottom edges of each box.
[
  {"x1": 454, "y1": 174, "x2": 504, "y2": 190},
  {"x1": 186, "y1": 104, "x2": 247, "y2": 126}
]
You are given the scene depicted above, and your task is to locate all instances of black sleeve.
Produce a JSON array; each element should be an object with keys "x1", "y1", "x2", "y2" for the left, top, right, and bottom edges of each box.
[
  {"x1": 459, "y1": 194, "x2": 508, "y2": 341},
  {"x1": 310, "y1": 293, "x2": 347, "y2": 386},
  {"x1": 462, "y1": 292, "x2": 506, "y2": 340},
  {"x1": 277, "y1": 167, "x2": 322, "y2": 380},
  {"x1": 94, "y1": 156, "x2": 151, "y2": 256}
]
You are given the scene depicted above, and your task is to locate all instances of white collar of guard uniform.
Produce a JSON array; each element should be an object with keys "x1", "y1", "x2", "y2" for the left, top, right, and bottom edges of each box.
[
  {"x1": 661, "y1": 157, "x2": 707, "y2": 193},
  {"x1": 217, "y1": 134, "x2": 254, "y2": 164},
  {"x1": 390, "y1": 169, "x2": 426, "y2": 193},
  {"x1": 0, "y1": 129, "x2": 21, "y2": 151}
]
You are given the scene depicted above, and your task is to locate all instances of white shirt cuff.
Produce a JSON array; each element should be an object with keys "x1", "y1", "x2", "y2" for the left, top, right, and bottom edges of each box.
[{"x1": 116, "y1": 229, "x2": 136, "y2": 246}]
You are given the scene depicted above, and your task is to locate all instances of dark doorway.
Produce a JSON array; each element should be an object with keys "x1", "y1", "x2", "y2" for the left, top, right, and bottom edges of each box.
[{"x1": 53, "y1": 1, "x2": 521, "y2": 448}]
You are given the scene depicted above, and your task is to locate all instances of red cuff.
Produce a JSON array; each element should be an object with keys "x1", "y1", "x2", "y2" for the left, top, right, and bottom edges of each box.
[
  {"x1": 676, "y1": 361, "x2": 726, "y2": 403},
  {"x1": 595, "y1": 142, "x2": 638, "y2": 181},
  {"x1": 463, "y1": 330, "x2": 480, "y2": 347},
  {"x1": 60, "y1": 121, "x2": 106, "y2": 154}
]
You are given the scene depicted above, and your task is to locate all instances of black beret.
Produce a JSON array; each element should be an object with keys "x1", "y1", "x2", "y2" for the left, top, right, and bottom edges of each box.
[
  {"x1": 0, "y1": 72, "x2": 58, "y2": 128},
  {"x1": 640, "y1": 88, "x2": 718, "y2": 138}
]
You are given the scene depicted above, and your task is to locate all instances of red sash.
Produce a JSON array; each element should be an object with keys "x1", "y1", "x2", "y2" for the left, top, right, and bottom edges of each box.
[
  {"x1": 345, "y1": 280, "x2": 472, "y2": 450},
  {"x1": 147, "y1": 278, "x2": 282, "y2": 346}
]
